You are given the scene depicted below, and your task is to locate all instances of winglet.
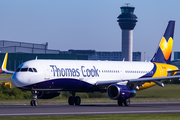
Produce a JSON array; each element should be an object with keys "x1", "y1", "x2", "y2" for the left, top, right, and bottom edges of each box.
[
  {"x1": 1, "y1": 53, "x2": 8, "y2": 71},
  {"x1": 1, "y1": 53, "x2": 14, "y2": 74}
]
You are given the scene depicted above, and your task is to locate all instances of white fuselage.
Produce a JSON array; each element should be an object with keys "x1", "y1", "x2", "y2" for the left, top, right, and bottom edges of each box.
[{"x1": 11, "y1": 59, "x2": 155, "y2": 91}]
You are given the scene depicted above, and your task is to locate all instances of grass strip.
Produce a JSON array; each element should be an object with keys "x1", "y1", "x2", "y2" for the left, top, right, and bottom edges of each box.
[{"x1": 0, "y1": 113, "x2": 180, "y2": 120}]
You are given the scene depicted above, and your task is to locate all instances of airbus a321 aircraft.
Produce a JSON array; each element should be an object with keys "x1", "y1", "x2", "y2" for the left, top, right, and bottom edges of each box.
[{"x1": 2, "y1": 20, "x2": 180, "y2": 106}]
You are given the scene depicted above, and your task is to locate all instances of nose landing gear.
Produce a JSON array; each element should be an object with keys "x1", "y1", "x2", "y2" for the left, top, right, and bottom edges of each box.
[{"x1": 30, "y1": 91, "x2": 38, "y2": 106}]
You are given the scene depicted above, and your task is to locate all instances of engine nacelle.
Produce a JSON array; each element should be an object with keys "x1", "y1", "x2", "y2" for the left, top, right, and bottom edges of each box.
[
  {"x1": 37, "y1": 91, "x2": 60, "y2": 99},
  {"x1": 107, "y1": 84, "x2": 136, "y2": 100}
]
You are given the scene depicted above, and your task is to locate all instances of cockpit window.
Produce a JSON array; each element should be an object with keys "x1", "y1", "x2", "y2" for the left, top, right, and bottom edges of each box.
[
  {"x1": 15, "y1": 67, "x2": 37, "y2": 72},
  {"x1": 28, "y1": 68, "x2": 33, "y2": 72},
  {"x1": 33, "y1": 68, "x2": 37, "y2": 72},
  {"x1": 16, "y1": 68, "x2": 21, "y2": 72},
  {"x1": 20, "y1": 68, "x2": 28, "y2": 72}
]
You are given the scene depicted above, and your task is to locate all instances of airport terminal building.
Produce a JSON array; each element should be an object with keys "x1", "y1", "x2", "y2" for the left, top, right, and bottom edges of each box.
[
  {"x1": 0, "y1": 40, "x2": 58, "y2": 54},
  {"x1": 171, "y1": 52, "x2": 180, "y2": 69},
  {"x1": 0, "y1": 40, "x2": 88, "y2": 70},
  {"x1": 0, "y1": 40, "x2": 141, "y2": 71},
  {"x1": 69, "y1": 49, "x2": 141, "y2": 61}
]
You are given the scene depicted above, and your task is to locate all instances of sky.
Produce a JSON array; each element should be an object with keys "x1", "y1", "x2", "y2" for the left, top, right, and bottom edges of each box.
[{"x1": 1, "y1": 0, "x2": 180, "y2": 61}]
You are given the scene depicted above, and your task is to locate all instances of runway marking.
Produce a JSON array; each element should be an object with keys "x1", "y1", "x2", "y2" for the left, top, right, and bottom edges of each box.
[{"x1": 1, "y1": 110, "x2": 180, "y2": 116}]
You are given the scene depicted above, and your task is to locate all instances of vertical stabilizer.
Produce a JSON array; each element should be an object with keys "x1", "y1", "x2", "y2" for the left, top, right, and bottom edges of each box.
[{"x1": 151, "y1": 21, "x2": 175, "y2": 64}]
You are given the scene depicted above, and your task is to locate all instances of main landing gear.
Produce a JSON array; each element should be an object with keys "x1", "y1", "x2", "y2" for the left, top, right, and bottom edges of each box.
[
  {"x1": 117, "y1": 98, "x2": 130, "y2": 106},
  {"x1": 30, "y1": 91, "x2": 38, "y2": 106},
  {"x1": 68, "y1": 92, "x2": 81, "y2": 105}
]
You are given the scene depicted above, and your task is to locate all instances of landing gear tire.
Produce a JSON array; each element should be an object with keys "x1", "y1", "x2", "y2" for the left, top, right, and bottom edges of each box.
[
  {"x1": 74, "y1": 96, "x2": 81, "y2": 105},
  {"x1": 68, "y1": 96, "x2": 75, "y2": 105},
  {"x1": 34, "y1": 100, "x2": 38, "y2": 106},
  {"x1": 30, "y1": 100, "x2": 38, "y2": 106},
  {"x1": 117, "y1": 99, "x2": 123, "y2": 106},
  {"x1": 124, "y1": 99, "x2": 130, "y2": 106},
  {"x1": 30, "y1": 100, "x2": 34, "y2": 106}
]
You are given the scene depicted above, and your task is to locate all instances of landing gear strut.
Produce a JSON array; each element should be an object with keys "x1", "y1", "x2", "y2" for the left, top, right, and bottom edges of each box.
[
  {"x1": 68, "y1": 92, "x2": 81, "y2": 105},
  {"x1": 30, "y1": 91, "x2": 38, "y2": 106},
  {"x1": 117, "y1": 98, "x2": 130, "y2": 106}
]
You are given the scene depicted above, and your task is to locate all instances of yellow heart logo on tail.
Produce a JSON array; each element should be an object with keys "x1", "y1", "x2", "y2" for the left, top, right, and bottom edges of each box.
[{"x1": 159, "y1": 37, "x2": 173, "y2": 60}]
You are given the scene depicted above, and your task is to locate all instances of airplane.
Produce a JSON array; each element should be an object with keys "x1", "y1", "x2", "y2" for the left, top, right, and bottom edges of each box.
[{"x1": 1, "y1": 20, "x2": 180, "y2": 107}]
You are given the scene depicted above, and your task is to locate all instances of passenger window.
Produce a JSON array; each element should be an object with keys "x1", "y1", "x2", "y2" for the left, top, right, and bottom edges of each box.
[
  {"x1": 33, "y1": 68, "x2": 37, "y2": 72},
  {"x1": 21, "y1": 68, "x2": 28, "y2": 72},
  {"x1": 16, "y1": 68, "x2": 21, "y2": 72},
  {"x1": 28, "y1": 68, "x2": 33, "y2": 72}
]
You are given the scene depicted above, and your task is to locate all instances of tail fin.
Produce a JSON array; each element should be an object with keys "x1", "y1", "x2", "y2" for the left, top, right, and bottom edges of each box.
[{"x1": 151, "y1": 20, "x2": 175, "y2": 64}]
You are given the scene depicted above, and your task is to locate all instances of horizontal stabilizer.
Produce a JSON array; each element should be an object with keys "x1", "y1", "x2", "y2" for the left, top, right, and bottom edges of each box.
[{"x1": 167, "y1": 69, "x2": 180, "y2": 73}]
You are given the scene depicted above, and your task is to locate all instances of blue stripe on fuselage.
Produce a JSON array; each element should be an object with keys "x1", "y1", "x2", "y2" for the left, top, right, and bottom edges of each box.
[
  {"x1": 140, "y1": 63, "x2": 157, "y2": 78},
  {"x1": 19, "y1": 78, "x2": 95, "y2": 92}
]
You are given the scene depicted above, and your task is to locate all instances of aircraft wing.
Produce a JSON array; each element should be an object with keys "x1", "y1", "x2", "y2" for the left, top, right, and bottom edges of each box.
[
  {"x1": 95, "y1": 75, "x2": 180, "y2": 88},
  {"x1": 1, "y1": 53, "x2": 15, "y2": 74}
]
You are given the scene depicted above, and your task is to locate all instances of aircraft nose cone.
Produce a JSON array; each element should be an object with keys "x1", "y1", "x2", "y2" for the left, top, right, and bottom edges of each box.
[{"x1": 12, "y1": 73, "x2": 25, "y2": 88}]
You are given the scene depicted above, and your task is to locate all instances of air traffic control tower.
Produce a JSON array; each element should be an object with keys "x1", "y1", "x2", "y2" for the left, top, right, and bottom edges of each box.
[{"x1": 117, "y1": 4, "x2": 138, "y2": 61}]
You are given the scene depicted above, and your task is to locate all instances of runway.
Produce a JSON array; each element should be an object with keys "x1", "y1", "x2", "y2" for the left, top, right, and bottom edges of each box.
[{"x1": 0, "y1": 102, "x2": 180, "y2": 117}]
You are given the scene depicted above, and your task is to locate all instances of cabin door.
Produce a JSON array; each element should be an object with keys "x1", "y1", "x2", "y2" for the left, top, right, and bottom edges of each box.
[
  {"x1": 157, "y1": 65, "x2": 163, "y2": 77},
  {"x1": 41, "y1": 64, "x2": 50, "y2": 80}
]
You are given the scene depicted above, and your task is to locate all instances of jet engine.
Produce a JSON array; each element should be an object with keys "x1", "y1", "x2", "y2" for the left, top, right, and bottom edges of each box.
[
  {"x1": 107, "y1": 84, "x2": 136, "y2": 100},
  {"x1": 37, "y1": 91, "x2": 60, "y2": 99}
]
